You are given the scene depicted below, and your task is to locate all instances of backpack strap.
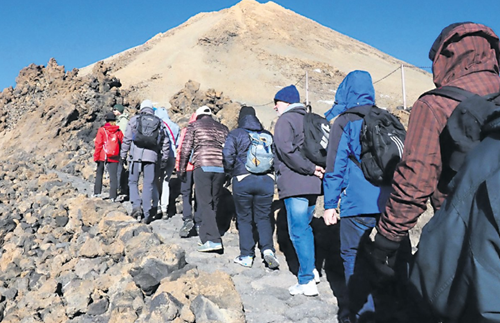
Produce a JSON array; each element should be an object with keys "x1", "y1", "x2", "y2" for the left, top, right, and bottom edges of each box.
[
  {"x1": 162, "y1": 121, "x2": 176, "y2": 147},
  {"x1": 420, "y1": 86, "x2": 474, "y2": 102}
]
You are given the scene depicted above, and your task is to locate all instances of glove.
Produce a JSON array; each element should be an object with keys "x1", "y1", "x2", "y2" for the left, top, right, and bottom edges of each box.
[
  {"x1": 223, "y1": 174, "x2": 232, "y2": 188},
  {"x1": 364, "y1": 232, "x2": 400, "y2": 278},
  {"x1": 121, "y1": 158, "x2": 128, "y2": 166},
  {"x1": 160, "y1": 159, "x2": 168, "y2": 170},
  {"x1": 177, "y1": 170, "x2": 187, "y2": 183}
]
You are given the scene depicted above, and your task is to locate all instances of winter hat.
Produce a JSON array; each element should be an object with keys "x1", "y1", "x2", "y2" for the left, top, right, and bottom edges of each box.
[
  {"x1": 274, "y1": 84, "x2": 300, "y2": 104},
  {"x1": 113, "y1": 104, "x2": 125, "y2": 113},
  {"x1": 140, "y1": 99, "x2": 153, "y2": 110},
  {"x1": 196, "y1": 105, "x2": 212, "y2": 116},
  {"x1": 238, "y1": 106, "x2": 256, "y2": 120},
  {"x1": 105, "y1": 112, "x2": 116, "y2": 121}
]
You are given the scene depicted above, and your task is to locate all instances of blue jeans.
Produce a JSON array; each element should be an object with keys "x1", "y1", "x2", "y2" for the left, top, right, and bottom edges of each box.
[
  {"x1": 233, "y1": 174, "x2": 275, "y2": 257},
  {"x1": 340, "y1": 215, "x2": 378, "y2": 321},
  {"x1": 284, "y1": 196, "x2": 316, "y2": 285}
]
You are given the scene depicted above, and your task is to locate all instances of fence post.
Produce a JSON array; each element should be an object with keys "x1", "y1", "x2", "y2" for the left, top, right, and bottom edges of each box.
[
  {"x1": 401, "y1": 64, "x2": 407, "y2": 110},
  {"x1": 305, "y1": 71, "x2": 309, "y2": 106}
]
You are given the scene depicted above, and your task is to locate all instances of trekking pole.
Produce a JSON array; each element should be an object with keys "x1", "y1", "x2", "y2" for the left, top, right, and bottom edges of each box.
[
  {"x1": 306, "y1": 71, "x2": 309, "y2": 106},
  {"x1": 401, "y1": 64, "x2": 407, "y2": 110}
]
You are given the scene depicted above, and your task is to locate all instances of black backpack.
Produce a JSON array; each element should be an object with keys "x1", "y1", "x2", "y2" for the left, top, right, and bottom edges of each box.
[
  {"x1": 342, "y1": 106, "x2": 406, "y2": 186},
  {"x1": 420, "y1": 86, "x2": 500, "y2": 190},
  {"x1": 133, "y1": 113, "x2": 162, "y2": 150},
  {"x1": 301, "y1": 110, "x2": 331, "y2": 167}
]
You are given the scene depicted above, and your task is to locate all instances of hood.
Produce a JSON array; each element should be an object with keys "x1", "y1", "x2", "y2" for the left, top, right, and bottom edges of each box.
[
  {"x1": 139, "y1": 107, "x2": 154, "y2": 115},
  {"x1": 154, "y1": 107, "x2": 170, "y2": 121},
  {"x1": 238, "y1": 115, "x2": 263, "y2": 131},
  {"x1": 430, "y1": 22, "x2": 500, "y2": 87},
  {"x1": 104, "y1": 124, "x2": 121, "y2": 133},
  {"x1": 324, "y1": 70, "x2": 375, "y2": 121}
]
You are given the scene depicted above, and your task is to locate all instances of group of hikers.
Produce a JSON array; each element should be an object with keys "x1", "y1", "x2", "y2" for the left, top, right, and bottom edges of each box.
[{"x1": 92, "y1": 22, "x2": 500, "y2": 323}]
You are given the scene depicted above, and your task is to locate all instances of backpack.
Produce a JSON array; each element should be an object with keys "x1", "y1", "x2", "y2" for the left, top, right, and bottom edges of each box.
[
  {"x1": 343, "y1": 106, "x2": 406, "y2": 186},
  {"x1": 132, "y1": 114, "x2": 162, "y2": 150},
  {"x1": 245, "y1": 131, "x2": 274, "y2": 174},
  {"x1": 301, "y1": 111, "x2": 331, "y2": 167},
  {"x1": 419, "y1": 86, "x2": 500, "y2": 190},
  {"x1": 103, "y1": 129, "x2": 120, "y2": 160}
]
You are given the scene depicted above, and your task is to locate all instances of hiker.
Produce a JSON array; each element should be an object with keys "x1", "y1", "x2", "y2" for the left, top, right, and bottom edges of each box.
[
  {"x1": 175, "y1": 112, "x2": 201, "y2": 237},
  {"x1": 222, "y1": 106, "x2": 279, "y2": 269},
  {"x1": 120, "y1": 99, "x2": 171, "y2": 224},
  {"x1": 178, "y1": 106, "x2": 229, "y2": 252},
  {"x1": 153, "y1": 106, "x2": 179, "y2": 219},
  {"x1": 366, "y1": 23, "x2": 500, "y2": 320},
  {"x1": 322, "y1": 70, "x2": 392, "y2": 323},
  {"x1": 93, "y1": 111, "x2": 124, "y2": 201},
  {"x1": 272, "y1": 84, "x2": 324, "y2": 296},
  {"x1": 113, "y1": 104, "x2": 129, "y2": 196}
]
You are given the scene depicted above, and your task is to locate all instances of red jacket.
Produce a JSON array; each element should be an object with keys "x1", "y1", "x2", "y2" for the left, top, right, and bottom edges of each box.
[
  {"x1": 94, "y1": 124, "x2": 124, "y2": 162},
  {"x1": 175, "y1": 113, "x2": 197, "y2": 172}
]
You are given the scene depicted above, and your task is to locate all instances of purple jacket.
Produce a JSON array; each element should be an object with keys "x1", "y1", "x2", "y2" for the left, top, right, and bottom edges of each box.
[{"x1": 273, "y1": 103, "x2": 322, "y2": 199}]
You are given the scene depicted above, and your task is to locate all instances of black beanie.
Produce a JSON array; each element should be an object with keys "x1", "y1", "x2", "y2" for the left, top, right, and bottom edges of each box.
[
  {"x1": 105, "y1": 112, "x2": 116, "y2": 121},
  {"x1": 239, "y1": 106, "x2": 256, "y2": 120}
]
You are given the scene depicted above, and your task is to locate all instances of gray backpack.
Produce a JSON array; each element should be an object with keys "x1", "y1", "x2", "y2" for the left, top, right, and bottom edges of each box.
[{"x1": 132, "y1": 114, "x2": 161, "y2": 150}]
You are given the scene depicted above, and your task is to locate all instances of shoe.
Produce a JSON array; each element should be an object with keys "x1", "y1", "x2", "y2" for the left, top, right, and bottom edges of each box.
[
  {"x1": 288, "y1": 280, "x2": 319, "y2": 296},
  {"x1": 141, "y1": 216, "x2": 153, "y2": 225},
  {"x1": 131, "y1": 207, "x2": 143, "y2": 221},
  {"x1": 234, "y1": 255, "x2": 253, "y2": 268},
  {"x1": 313, "y1": 268, "x2": 320, "y2": 284},
  {"x1": 197, "y1": 241, "x2": 223, "y2": 252},
  {"x1": 179, "y1": 220, "x2": 194, "y2": 238},
  {"x1": 263, "y1": 249, "x2": 280, "y2": 269},
  {"x1": 91, "y1": 193, "x2": 102, "y2": 198}
]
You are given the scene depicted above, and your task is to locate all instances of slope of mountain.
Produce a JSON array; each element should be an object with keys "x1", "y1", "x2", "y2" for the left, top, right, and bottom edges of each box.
[{"x1": 79, "y1": 0, "x2": 433, "y2": 125}]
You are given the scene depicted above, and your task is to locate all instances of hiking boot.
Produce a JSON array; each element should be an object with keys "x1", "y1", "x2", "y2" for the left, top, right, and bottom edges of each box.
[
  {"x1": 179, "y1": 220, "x2": 194, "y2": 238},
  {"x1": 197, "y1": 241, "x2": 223, "y2": 252},
  {"x1": 234, "y1": 255, "x2": 253, "y2": 268},
  {"x1": 313, "y1": 268, "x2": 320, "y2": 284},
  {"x1": 142, "y1": 216, "x2": 153, "y2": 225},
  {"x1": 91, "y1": 193, "x2": 102, "y2": 198},
  {"x1": 131, "y1": 207, "x2": 143, "y2": 221},
  {"x1": 288, "y1": 280, "x2": 319, "y2": 296},
  {"x1": 263, "y1": 249, "x2": 280, "y2": 269}
]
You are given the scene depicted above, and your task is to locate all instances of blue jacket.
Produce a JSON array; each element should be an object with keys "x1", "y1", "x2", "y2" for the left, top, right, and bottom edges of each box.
[
  {"x1": 222, "y1": 115, "x2": 273, "y2": 177},
  {"x1": 323, "y1": 71, "x2": 390, "y2": 216},
  {"x1": 324, "y1": 70, "x2": 376, "y2": 122}
]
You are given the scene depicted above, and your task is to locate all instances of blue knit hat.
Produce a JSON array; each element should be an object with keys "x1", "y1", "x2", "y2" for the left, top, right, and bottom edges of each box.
[{"x1": 274, "y1": 85, "x2": 300, "y2": 104}]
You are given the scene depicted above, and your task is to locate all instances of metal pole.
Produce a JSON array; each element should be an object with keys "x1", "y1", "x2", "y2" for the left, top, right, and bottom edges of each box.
[
  {"x1": 305, "y1": 71, "x2": 309, "y2": 106},
  {"x1": 401, "y1": 64, "x2": 407, "y2": 110}
]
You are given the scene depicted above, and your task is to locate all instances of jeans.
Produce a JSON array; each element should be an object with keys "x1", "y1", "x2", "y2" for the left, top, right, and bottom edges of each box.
[
  {"x1": 194, "y1": 168, "x2": 225, "y2": 244},
  {"x1": 340, "y1": 215, "x2": 377, "y2": 321},
  {"x1": 94, "y1": 161, "x2": 119, "y2": 199},
  {"x1": 284, "y1": 195, "x2": 317, "y2": 285},
  {"x1": 153, "y1": 157, "x2": 175, "y2": 212},
  {"x1": 232, "y1": 174, "x2": 275, "y2": 257},
  {"x1": 129, "y1": 161, "x2": 156, "y2": 219}
]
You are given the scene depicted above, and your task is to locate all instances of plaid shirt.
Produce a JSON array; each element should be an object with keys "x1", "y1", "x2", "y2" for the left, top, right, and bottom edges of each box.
[{"x1": 378, "y1": 23, "x2": 500, "y2": 242}]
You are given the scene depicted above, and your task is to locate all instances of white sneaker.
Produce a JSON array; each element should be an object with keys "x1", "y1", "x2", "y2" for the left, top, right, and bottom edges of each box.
[
  {"x1": 288, "y1": 280, "x2": 319, "y2": 296},
  {"x1": 263, "y1": 249, "x2": 280, "y2": 269},
  {"x1": 313, "y1": 268, "x2": 320, "y2": 284}
]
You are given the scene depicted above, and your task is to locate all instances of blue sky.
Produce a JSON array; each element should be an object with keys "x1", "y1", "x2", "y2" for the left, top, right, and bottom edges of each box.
[{"x1": 1, "y1": 0, "x2": 499, "y2": 91}]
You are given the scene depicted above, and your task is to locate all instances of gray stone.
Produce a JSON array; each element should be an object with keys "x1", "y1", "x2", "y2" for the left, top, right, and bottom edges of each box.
[
  {"x1": 87, "y1": 298, "x2": 109, "y2": 315},
  {"x1": 190, "y1": 295, "x2": 226, "y2": 322}
]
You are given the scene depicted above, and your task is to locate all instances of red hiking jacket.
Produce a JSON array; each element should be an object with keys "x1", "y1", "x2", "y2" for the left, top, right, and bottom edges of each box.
[{"x1": 94, "y1": 124, "x2": 124, "y2": 163}]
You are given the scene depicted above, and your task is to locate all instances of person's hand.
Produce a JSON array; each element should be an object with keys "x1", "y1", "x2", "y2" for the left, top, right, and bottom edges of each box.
[
  {"x1": 121, "y1": 158, "x2": 128, "y2": 166},
  {"x1": 364, "y1": 231, "x2": 400, "y2": 278},
  {"x1": 314, "y1": 165, "x2": 325, "y2": 179},
  {"x1": 177, "y1": 170, "x2": 187, "y2": 183},
  {"x1": 223, "y1": 175, "x2": 232, "y2": 188},
  {"x1": 160, "y1": 159, "x2": 168, "y2": 170},
  {"x1": 323, "y1": 208, "x2": 339, "y2": 226}
]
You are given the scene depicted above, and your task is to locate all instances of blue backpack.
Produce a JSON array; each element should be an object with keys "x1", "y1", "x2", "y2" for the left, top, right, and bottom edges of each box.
[{"x1": 245, "y1": 131, "x2": 273, "y2": 174}]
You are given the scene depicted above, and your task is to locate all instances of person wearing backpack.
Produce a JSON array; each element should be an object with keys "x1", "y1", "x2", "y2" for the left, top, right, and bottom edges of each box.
[
  {"x1": 322, "y1": 70, "x2": 392, "y2": 323},
  {"x1": 120, "y1": 99, "x2": 171, "y2": 224},
  {"x1": 222, "y1": 106, "x2": 279, "y2": 269},
  {"x1": 178, "y1": 106, "x2": 229, "y2": 252},
  {"x1": 175, "y1": 112, "x2": 201, "y2": 237},
  {"x1": 363, "y1": 23, "x2": 500, "y2": 321},
  {"x1": 93, "y1": 112, "x2": 124, "y2": 201},
  {"x1": 113, "y1": 104, "x2": 129, "y2": 196},
  {"x1": 272, "y1": 84, "x2": 324, "y2": 296},
  {"x1": 153, "y1": 106, "x2": 180, "y2": 219}
]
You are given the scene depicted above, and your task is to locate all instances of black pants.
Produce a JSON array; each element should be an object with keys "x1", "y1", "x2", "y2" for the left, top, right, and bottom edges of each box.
[
  {"x1": 181, "y1": 170, "x2": 201, "y2": 223},
  {"x1": 194, "y1": 168, "x2": 225, "y2": 244},
  {"x1": 94, "y1": 161, "x2": 119, "y2": 199},
  {"x1": 116, "y1": 159, "x2": 128, "y2": 194}
]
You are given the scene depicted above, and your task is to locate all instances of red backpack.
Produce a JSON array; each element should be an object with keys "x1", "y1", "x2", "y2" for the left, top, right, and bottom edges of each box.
[{"x1": 103, "y1": 129, "x2": 120, "y2": 160}]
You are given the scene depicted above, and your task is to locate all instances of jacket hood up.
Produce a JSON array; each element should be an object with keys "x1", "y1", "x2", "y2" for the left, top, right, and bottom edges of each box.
[
  {"x1": 238, "y1": 115, "x2": 263, "y2": 131},
  {"x1": 431, "y1": 22, "x2": 500, "y2": 87},
  {"x1": 324, "y1": 70, "x2": 375, "y2": 121}
]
